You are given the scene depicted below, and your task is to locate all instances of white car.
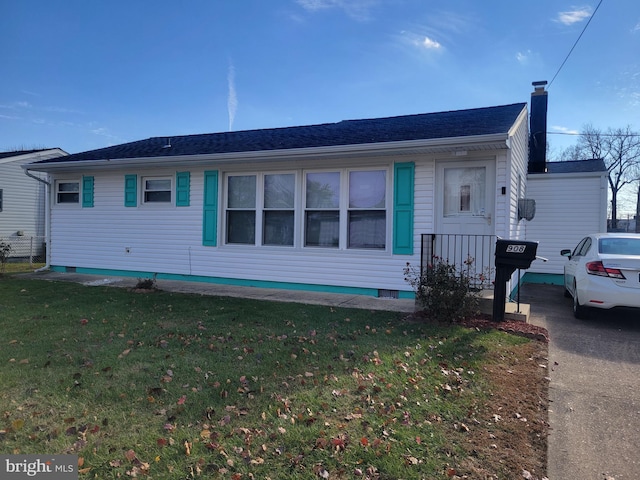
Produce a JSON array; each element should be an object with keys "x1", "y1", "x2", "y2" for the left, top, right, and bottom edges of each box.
[{"x1": 561, "y1": 233, "x2": 640, "y2": 319}]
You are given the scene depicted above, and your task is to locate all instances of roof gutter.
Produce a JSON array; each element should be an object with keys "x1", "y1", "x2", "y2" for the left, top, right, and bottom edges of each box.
[
  {"x1": 22, "y1": 166, "x2": 51, "y2": 186},
  {"x1": 24, "y1": 133, "x2": 510, "y2": 172},
  {"x1": 21, "y1": 166, "x2": 51, "y2": 272}
]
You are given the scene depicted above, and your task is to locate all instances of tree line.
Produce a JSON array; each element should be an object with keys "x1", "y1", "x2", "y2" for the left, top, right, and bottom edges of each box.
[{"x1": 556, "y1": 124, "x2": 640, "y2": 231}]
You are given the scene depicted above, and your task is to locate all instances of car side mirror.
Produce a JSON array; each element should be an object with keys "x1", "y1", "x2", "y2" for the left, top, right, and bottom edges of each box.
[{"x1": 560, "y1": 249, "x2": 572, "y2": 258}]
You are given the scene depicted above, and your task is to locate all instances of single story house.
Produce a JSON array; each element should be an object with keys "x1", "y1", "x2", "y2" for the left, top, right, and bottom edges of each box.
[
  {"x1": 0, "y1": 148, "x2": 67, "y2": 258},
  {"x1": 24, "y1": 99, "x2": 531, "y2": 299}
]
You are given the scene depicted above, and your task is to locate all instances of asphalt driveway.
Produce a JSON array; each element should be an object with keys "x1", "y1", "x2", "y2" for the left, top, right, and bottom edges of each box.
[{"x1": 521, "y1": 283, "x2": 640, "y2": 480}]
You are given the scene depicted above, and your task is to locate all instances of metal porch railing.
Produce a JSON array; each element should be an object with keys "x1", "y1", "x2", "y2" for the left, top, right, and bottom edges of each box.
[{"x1": 421, "y1": 233, "x2": 496, "y2": 289}]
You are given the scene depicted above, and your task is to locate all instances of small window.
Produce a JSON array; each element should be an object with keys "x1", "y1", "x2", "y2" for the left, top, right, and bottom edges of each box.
[
  {"x1": 443, "y1": 167, "x2": 486, "y2": 216},
  {"x1": 142, "y1": 177, "x2": 172, "y2": 203},
  {"x1": 56, "y1": 181, "x2": 80, "y2": 204}
]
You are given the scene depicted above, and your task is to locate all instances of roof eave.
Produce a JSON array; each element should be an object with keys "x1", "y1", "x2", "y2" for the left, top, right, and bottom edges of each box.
[{"x1": 25, "y1": 134, "x2": 510, "y2": 172}]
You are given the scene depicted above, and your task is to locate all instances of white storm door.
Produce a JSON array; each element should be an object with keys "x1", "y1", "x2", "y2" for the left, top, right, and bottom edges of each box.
[{"x1": 436, "y1": 160, "x2": 495, "y2": 236}]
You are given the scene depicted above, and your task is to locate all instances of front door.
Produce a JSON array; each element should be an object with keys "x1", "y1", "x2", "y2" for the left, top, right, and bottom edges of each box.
[
  {"x1": 436, "y1": 159, "x2": 495, "y2": 236},
  {"x1": 432, "y1": 159, "x2": 496, "y2": 285}
]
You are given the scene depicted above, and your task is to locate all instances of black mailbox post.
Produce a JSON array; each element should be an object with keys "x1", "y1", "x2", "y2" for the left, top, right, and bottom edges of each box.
[{"x1": 493, "y1": 239, "x2": 538, "y2": 321}]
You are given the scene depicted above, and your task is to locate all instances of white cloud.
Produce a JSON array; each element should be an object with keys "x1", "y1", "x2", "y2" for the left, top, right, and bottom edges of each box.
[
  {"x1": 399, "y1": 31, "x2": 444, "y2": 53},
  {"x1": 551, "y1": 125, "x2": 580, "y2": 135},
  {"x1": 295, "y1": 0, "x2": 378, "y2": 21},
  {"x1": 91, "y1": 127, "x2": 120, "y2": 141},
  {"x1": 421, "y1": 36, "x2": 442, "y2": 50},
  {"x1": 555, "y1": 7, "x2": 592, "y2": 26},
  {"x1": 516, "y1": 50, "x2": 531, "y2": 64}
]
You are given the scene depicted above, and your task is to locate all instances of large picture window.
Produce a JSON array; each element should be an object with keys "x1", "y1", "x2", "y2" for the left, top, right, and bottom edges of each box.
[{"x1": 222, "y1": 168, "x2": 388, "y2": 250}]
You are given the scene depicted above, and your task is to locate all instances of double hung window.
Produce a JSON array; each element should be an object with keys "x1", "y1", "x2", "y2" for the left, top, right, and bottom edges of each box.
[
  {"x1": 304, "y1": 172, "x2": 340, "y2": 248},
  {"x1": 226, "y1": 175, "x2": 257, "y2": 244},
  {"x1": 263, "y1": 174, "x2": 295, "y2": 246},
  {"x1": 56, "y1": 180, "x2": 80, "y2": 204},
  {"x1": 347, "y1": 170, "x2": 386, "y2": 249},
  {"x1": 142, "y1": 177, "x2": 172, "y2": 203}
]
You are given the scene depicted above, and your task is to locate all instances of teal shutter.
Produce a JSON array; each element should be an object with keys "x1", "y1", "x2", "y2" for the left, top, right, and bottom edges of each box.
[
  {"x1": 393, "y1": 162, "x2": 415, "y2": 255},
  {"x1": 124, "y1": 174, "x2": 137, "y2": 207},
  {"x1": 202, "y1": 170, "x2": 218, "y2": 246},
  {"x1": 82, "y1": 176, "x2": 94, "y2": 208},
  {"x1": 176, "y1": 171, "x2": 190, "y2": 206}
]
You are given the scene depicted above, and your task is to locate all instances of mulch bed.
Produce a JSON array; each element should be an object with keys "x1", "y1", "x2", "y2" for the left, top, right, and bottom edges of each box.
[{"x1": 404, "y1": 312, "x2": 549, "y2": 343}]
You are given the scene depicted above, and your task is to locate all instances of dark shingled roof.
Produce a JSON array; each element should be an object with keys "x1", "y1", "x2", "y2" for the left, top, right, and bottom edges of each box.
[
  {"x1": 32, "y1": 103, "x2": 526, "y2": 164},
  {"x1": 0, "y1": 149, "x2": 51, "y2": 160},
  {"x1": 546, "y1": 159, "x2": 607, "y2": 173}
]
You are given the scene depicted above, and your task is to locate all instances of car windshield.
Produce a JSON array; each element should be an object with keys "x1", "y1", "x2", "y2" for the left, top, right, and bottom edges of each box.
[{"x1": 598, "y1": 238, "x2": 640, "y2": 255}]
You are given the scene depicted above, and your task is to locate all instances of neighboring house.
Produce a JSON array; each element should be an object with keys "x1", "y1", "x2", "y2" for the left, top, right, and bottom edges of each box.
[
  {"x1": 524, "y1": 159, "x2": 608, "y2": 282},
  {"x1": 24, "y1": 101, "x2": 531, "y2": 298},
  {"x1": 0, "y1": 149, "x2": 67, "y2": 257}
]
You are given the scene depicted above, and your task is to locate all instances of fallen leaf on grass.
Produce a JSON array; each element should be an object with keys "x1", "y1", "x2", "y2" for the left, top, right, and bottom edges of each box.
[{"x1": 11, "y1": 419, "x2": 24, "y2": 431}]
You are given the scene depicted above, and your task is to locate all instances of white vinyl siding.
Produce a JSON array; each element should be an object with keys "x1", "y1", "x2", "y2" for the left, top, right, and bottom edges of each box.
[
  {"x1": 525, "y1": 172, "x2": 608, "y2": 274},
  {"x1": 47, "y1": 163, "x2": 411, "y2": 292},
  {"x1": 0, "y1": 156, "x2": 50, "y2": 238}
]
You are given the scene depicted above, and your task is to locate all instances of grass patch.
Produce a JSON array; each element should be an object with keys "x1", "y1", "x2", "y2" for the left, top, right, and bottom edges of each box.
[{"x1": 0, "y1": 277, "x2": 540, "y2": 479}]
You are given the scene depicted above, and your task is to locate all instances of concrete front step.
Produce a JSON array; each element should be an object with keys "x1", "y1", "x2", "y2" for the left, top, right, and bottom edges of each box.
[{"x1": 478, "y1": 290, "x2": 530, "y2": 322}]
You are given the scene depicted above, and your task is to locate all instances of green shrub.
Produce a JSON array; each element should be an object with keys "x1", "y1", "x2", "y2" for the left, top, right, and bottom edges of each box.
[{"x1": 404, "y1": 257, "x2": 480, "y2": 322}]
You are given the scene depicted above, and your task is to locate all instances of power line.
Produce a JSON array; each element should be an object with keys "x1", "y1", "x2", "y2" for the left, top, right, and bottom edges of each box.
[
  {"x1": 548, "y1": 131, "x2": 640, "y2": 137},
  {"x1": 548, "y1": 0, "x2": 604, "y2": 88}
]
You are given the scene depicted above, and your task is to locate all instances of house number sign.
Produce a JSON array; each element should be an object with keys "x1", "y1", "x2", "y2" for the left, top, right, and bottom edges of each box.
[{"x1": 505, "y1": 245, "x2": 527, "y2": 254}]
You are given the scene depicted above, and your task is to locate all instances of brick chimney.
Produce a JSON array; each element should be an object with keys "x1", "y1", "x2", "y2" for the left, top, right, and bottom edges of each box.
[{"x1": 528, "y1": 81, "x2": 548, "y2": 174}]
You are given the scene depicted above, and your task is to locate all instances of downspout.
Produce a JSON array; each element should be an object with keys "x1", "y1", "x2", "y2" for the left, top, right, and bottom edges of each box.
[{"x1": 22, "y1": 168, "x2": 51, "y2": 272}]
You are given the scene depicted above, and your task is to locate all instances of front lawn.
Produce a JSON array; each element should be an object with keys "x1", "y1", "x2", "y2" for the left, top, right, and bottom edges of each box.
[{"x1": 0, "y1": 278, "x2": 547, "y2": 479}]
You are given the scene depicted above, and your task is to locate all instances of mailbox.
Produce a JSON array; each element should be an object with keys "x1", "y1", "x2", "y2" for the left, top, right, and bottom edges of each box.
[
  {"x1": 495, "y1": 239, "x2": 538, "y2": 269},
  {"x1": 493, "y1": 239, "x2": 539, "y2": 321}
]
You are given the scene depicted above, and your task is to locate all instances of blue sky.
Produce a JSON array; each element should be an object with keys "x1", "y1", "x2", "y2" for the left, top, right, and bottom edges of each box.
[{"x1": 1, "y1": 0, "x2": 638, "y2": 157}]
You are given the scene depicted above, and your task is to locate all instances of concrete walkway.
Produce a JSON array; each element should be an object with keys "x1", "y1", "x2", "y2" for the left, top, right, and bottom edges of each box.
[
  {"x1": 521, "y1": 283, "x2": 640, "y2": 480},
  {"x1": 19, "y1": 270, "x2": 416, "y2": 312}
]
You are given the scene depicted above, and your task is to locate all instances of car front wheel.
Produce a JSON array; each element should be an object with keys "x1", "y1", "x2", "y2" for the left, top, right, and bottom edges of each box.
[{"x1": 572, "y1": 287, "x2": 589, "y2": 319}]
